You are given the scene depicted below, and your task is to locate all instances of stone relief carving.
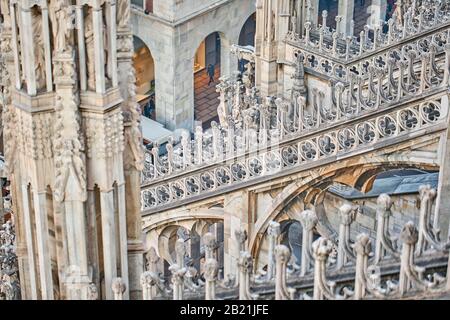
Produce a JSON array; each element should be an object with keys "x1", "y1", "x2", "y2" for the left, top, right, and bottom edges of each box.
[
  {"x1": 54, "y1": 138, "x2": 87, "y2": 202},
  {"x1": 83, "y1": 112, "x2": 125, "y2": 159},
  {"x1": 53, "y1": 84, "x2": 87, "y2": 202}
]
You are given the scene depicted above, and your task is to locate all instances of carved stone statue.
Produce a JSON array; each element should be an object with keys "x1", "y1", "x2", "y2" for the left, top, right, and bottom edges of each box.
[
  {"x1": 84, "y1": 7, "x2": 110, "y2": 90},
  {"x1": 49, "y1": 0, "x2": 72, "y2": 53},
  {"x1": 291, "y1": 9, "x2": 297, "y2": 33},
  {"x1": 291, "y1": 53, "x2": 307, "y2": 99},
  {"x1": 263, "y1": 1, "x2": 268, "y2": 40},
  {"x1": 217, "y1": 94, "x2": 227, "y2": 127},
  {"x1": 271, "y1": 11, "x2": 276, "y2": 41},
  {"x1": 103, "y1": 8, "x2": 112, "y2": 82},
  {"x1": 31, "y1": 7, "x2": 46, "y2": 91},
  {"x1": 232, "y1": 82, "x2": 242, "y2": 121},
  {"x1": 84, "y1": 9, "x2": 95, "y2": 90},
  {"x1": 54, "y1": 135, "x2": 87, "y2": 203},
  {"x1": 117, "y1": 0, "x2": 130, "y2": 28},
  {"x1": 216, "y1": 83, "x2": 229, "y2": 128}
]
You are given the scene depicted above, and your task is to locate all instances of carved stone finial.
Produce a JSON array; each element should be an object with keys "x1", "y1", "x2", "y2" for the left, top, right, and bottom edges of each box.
[
  {"x1": 268, "y1": 221, "x2": 281, "y2": 237},
  {"x1": 235, "y1": 228, "x2": 248, "y2": 251},
  {"x1": 335, "y1": 81, "x2": 345, "y2": 92},
  {"x1": 377, "y1": 193, "x2": 393, "y2": 212},
  {"x1": 87, "y1": 283, "x2": 98, "y2": 300},
  {"x1": 238, "y1": 252, "x2": 253, "y2": 273},
  {"x1": 353, "y1": 233, "x2": 372, "y2": 256},
  {"x1": 299, "y1": 210, "x2": 318, "y2": 231},
  {"x1": 400, "y1": 222, "x2": 418, "y2": 245},
  {"x1": 140, "y1": 271, "x2": 158, "y2": 288},
  {"x1": 111, "y1": 277, "x2": 126, "y2": 295},
  {"x1": 146, "y1": 247, "x2": 160, "y2": 264},
  {"x1": 169, "y1": 264, "x2": 187, "y2": 285},
  {"x1": 305, "y1": 21, "x2": 311, "y2": 31},
  {"x1": 339, "y1": 204, "x2": 358, "y2": 225},
  {"x1": 203, "y1": 232, "x2": 216, "y2": 248},
  {"x1": 195, "y1": 125, "x2": 203, "y2": 136},
  {"x1": 274, "y1": 245, "x2": 291, "y2": 263},
  {"x1": 312, "y1": 238, "x2": 333, "y2": 261},
  {"x1": 181, "y1": 130, "x2": 190, "y2": 141},
  {"x1": 418, "y1": 185, "x2": 436, "y2": 201}
]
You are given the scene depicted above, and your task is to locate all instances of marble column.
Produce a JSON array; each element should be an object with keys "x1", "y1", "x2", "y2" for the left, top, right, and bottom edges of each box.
[
  {"x1": 92, "y1": 5, "x2": 106, "y2": 93},
  {"x1": 33, "y1": 191, "x2": 54, "y2": 299},
  {"x1": 10, "y1": 3, "x2": 21, "y2": 89},
  {"x1": 76, "y1": 5, "x2": 87, "y2": 91},
  {"x1": 305, "y1": 0, "x2": 319, "y2": 26},
  {"x1": 106, "y1": 2, "x2": 118, "y2": 87},
  {"x1": 41, "y1": 5, "x2": 52, "y2": 92},
  {"x1": 255, "y1": 0, "x2": 264, "y2": 89},
  {"x1": 64, "y1": 200, "x2": 90, "y2": 299},
  {"x1": 371, "y1": 0, "x2": 387, "y2": 27},
  {"x1": 220, "y1": 36, "x2": 236, "y2": 80},
  {"x1": 21, "y1": 184, "x2": 38, "y2": 300},
  {"x1": 258, "y1": 0, "x2": 279, "y2": 97},
  {"x1": 338, "y1": 0, "x2": 354, "y2": 36},
  {"x1": 117, "y1": 183, "x2": 130, "y2": 300},
  {"x1": 86, "y1": 189, "x2": 100, "y2": 291},
  {"x1": 223, "y1": 191, "x2": 250, "y2": 280},
  {"x1": 100, "y1": 189, "x2": 118, "y2": 300},
  {"x1": 117, "y1": 17, "x2": 145, "y2": 299},
  {"x1": 20, "y1": 5, "x2": 36, "y2": 95},
  {"x1": 434, "y1": 97, "x2": 450, "y2": 241},
  {"x1": 13, "y1": 180, "x2": 31, "y2": 299},
  {"x1": 259, "y1": 58, "x2": 278, "y2": 96}
]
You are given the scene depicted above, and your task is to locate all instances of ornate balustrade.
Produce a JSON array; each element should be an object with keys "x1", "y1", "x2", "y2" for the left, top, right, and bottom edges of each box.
[
  {"x1": 286, "y1": 0, "x2": 450, "y2": 74},
  {"x1": 290, "y1": 27, "x2": 450, "y2": 83},
  {"x1": 140, "y1": 42, "x2": 450, "y2": 212},
  {"x1": 133, "y1": 188, "x2": 450, "y2": 300}
]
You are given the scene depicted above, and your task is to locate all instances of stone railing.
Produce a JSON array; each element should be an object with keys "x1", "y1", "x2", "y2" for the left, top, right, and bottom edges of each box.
[
  {"x1": 289, "y1": 27, "x2": 450, "y2": 83},
  {"x1": 286, "y1": 0, "x2": 450, "y2": 68},
  {"x1": 140, "y1": 42, "x2": 450, "y2": 212},
  {"x1": 130, "y1": 187, "x2": 450, "y2": 300}
]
